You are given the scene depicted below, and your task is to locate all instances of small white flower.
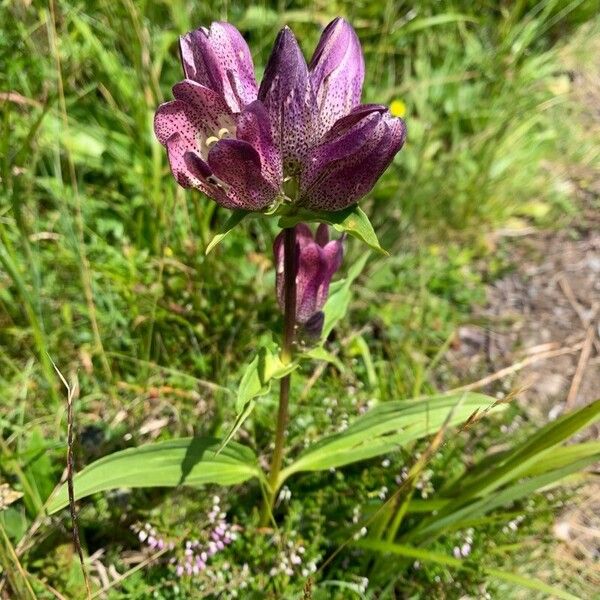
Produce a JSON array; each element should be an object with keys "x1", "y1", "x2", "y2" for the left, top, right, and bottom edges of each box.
[{"x1": 278, "y1": 486, "x2": 292, "y2": 503}]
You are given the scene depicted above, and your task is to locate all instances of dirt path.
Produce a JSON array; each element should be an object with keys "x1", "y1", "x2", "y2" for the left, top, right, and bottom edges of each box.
[
  {"x1": 446, "y1": 25, "x2": 600, "y2": 580},
  {"x1": 484, "y1": 221, "x2": 599, "y2": 419}
]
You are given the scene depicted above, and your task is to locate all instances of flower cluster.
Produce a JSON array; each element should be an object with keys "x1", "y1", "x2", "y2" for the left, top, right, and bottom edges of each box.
[
  {"x1": 132, "y1": 496, "x2": 238, "y2": 580},
  {"x1": 268, "y1": 537, "x2": 315, "y2": 578},
  {"x1": 155, "y1": 18, "x2": 406, "y2": 212},
  {"x1": 135, "y1": 522, "x2": 172, "y2": 552},
  {"x1": 173, "y1": 496, "x2": 237, "y2": 577}
]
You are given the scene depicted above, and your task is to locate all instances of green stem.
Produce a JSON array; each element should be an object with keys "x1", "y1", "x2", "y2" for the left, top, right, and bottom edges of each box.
[{"x1": 260, "y1": 226, "x2": 297, "y2": 525}]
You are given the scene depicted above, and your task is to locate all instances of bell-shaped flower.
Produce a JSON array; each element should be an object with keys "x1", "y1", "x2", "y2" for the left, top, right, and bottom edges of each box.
[
  {"x1": 258, "y1": 17, "x2": 406, "y2": 210},
  {"x1": 155, "y1": 25, "x2": 282, "y2": 211},
  {"x1": 273, "y1": 224, "x2": 344, "y2": 324},
  {"x1": 299, "y1": 104, "x2": 406, "y2": 211}
]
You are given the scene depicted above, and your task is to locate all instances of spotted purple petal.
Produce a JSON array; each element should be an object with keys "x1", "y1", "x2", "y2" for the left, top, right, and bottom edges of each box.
[
  {"x1": 309, "y1": 18, "x2": 365, "y2": 136},
  {"x1": 235, "y1": 100, "x2": 282, "y2": 189},
  {"x1": 299, "y1": 105, "x2": 406, "y2": 211},
  {"x1": 274, "y1": 224, "x2": 344, "y2": 323},
  {"x1": 316, "y1": 232, "x2": 344, "y2": 309},
  {"x1": 315, "y1": 222, "x2": 329, "y2": 246},
  {"x1": 179, "y1": 22, "x2": 258, "y2": 112},
  {"x1": 154, "y1": 82, "x2": 233, "y2": 150},
  {"x1": 164, "y1": 134, "x2": 233, "y2": 207},
  {"x1": 207, "y1": 138, "x2": 278, "y2": 210},
  {"x1": 258, "y1": 27, "x2": 316, "y2": 173}
]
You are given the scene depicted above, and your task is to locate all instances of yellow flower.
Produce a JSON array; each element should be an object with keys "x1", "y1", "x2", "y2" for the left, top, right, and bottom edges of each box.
[{"x1": 390, "y1": 99, "x2": 406, "y2": 118}]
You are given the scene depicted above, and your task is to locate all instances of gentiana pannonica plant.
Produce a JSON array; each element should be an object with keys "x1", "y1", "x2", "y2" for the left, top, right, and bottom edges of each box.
[{"x1": 155, "y1": 17, "x2": 406, "y2": 521}]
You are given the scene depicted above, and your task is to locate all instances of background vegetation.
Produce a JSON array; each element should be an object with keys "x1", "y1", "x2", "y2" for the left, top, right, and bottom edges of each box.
[{"x1": 1, "y1": 0, "x2": 599, "y2": 598}]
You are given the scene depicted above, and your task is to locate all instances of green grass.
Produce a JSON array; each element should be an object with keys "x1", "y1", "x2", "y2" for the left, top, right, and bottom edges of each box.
[{"x1": 1, "y1": 0, "x2": 599, "y2": 597}]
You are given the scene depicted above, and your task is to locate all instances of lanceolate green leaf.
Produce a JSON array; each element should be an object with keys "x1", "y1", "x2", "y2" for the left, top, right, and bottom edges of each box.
[
  {"x1": 46, "y1": 438, "x2": 262, "y2": 514},
  {"x1": 205, "y1": 210, "x2": 249, "y2": 255},
  {"x1": 236, "y1": 345, "x2": 298, "y2": 414},
  {"x1": 356, "y1": 539, "x2": 580, "y2": 600},
  {"x1": 329, "y1": 206, "x2": 387, "y2": 255},
  {"x1": 220, "y1": 344, "x2": 299, "y2": 451},
  {"x1": 279, "y1": 393, "x2": 503, "y2": 482},
  {"x1": 405, "y1": 443, "x2": 600, "y2": 516},
  {"x1": 518, "y1": 441, "x2": 600, "y2": 477},
  {"x1": 301, "y1": 346, "x2": 345, "y2": 373}
]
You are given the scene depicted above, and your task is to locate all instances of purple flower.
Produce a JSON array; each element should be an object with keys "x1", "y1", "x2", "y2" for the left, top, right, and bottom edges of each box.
[
  {"x1": 274, "y1": 224, "x2": 344, "y2": 324},
  {"x1": 155, "y1": 18, "x2": 406, "y2": 212},
  {"x1": 154, "y1": 24, "x2": 281, "y2": 211}
]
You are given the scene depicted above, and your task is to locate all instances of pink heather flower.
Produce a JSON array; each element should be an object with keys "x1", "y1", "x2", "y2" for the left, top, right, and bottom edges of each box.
[{"x1": 154, "y1": 18, "x2": 406, "y2": 213}]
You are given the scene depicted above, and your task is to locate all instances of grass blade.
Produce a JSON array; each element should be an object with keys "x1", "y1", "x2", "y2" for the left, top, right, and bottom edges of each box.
[{"x1": 357, "y1": 539, "x2": 580, "y2": 600}]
